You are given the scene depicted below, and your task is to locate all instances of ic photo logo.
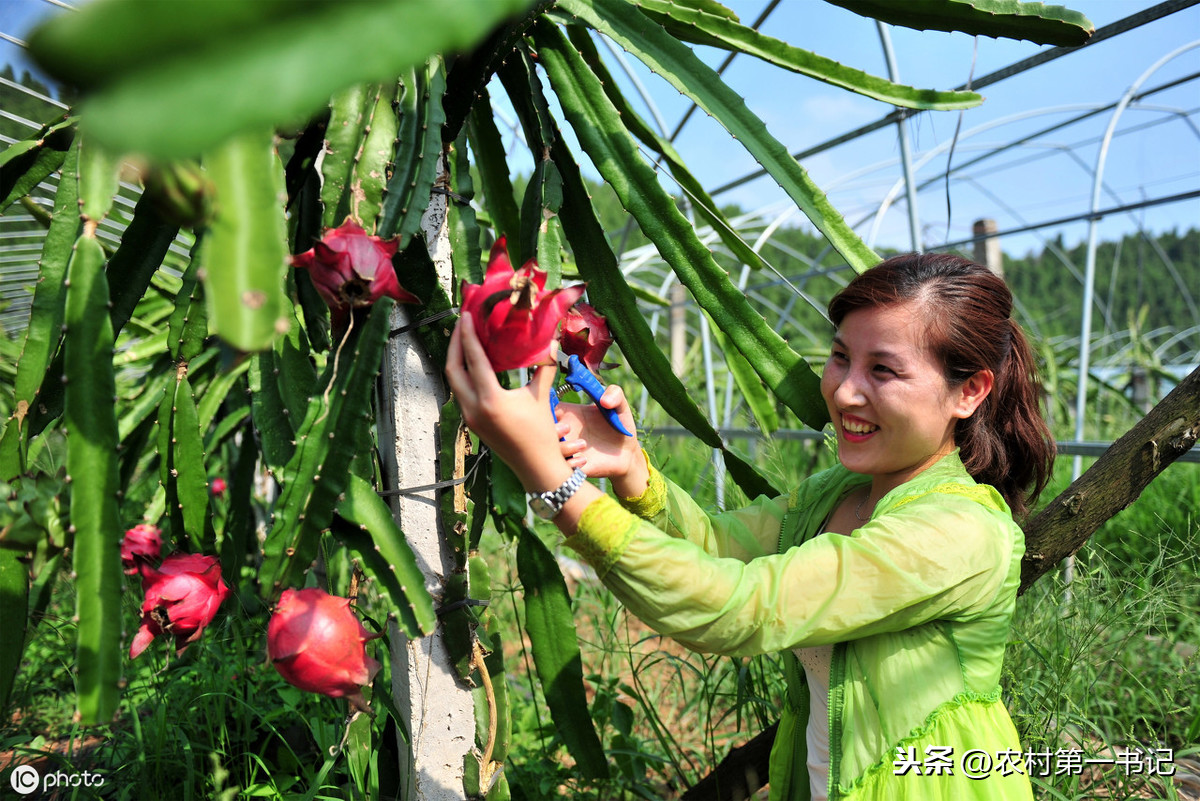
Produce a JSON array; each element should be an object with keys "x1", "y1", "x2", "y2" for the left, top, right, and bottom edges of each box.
[
  {"x1": 7, "y1": 763, "x2": 106, "y2": 796},
  {"x1": 9, "y1": 765, "x2": 39, "y2": 795}
]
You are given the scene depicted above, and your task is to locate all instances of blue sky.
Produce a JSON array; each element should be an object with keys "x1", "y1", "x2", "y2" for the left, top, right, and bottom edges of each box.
[
  {"x1": 3, "y1": 0, "x2": 1197, "y2": 255},
  {"x1": 596, "y1": 0, "x2": 1200, "y2": 254}
]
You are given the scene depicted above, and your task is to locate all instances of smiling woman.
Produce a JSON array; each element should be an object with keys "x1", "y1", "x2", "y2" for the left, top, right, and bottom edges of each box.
[
  {"x1": 821, "y1": 300, "x2": 994, "y2": 510},
  {"x1": 825, "y1": 254, "x2": 1055, "y2": 519},
  {"x1": 447, "y1": 252, "x2": 1058, "y2": 800}
]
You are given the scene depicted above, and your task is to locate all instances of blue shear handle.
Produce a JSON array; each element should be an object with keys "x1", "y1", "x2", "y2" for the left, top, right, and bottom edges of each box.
[{"x1": 563, "y1": 355, "x2": 634, "y2": 437}]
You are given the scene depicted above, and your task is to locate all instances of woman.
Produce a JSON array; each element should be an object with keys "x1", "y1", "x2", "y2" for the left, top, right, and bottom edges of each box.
[{"x1": 445, "y1": 253, "x2": 1055, "y2": 800}]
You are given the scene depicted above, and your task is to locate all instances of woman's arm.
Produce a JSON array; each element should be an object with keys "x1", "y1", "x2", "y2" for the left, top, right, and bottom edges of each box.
[
  {"x1": 446, "y1": 314, "x2": 1016, "y2": 657},
  {"x1": 445, "y1": 312, "x2": 616, "y2": 536},
  {"x1": 619, "y1": 458, "x2": 791, "y2": 562},
  {"x1": 568, "y1": 492, "x2": 1017, "y2": 657},
  {"x1": 446, "y1": 313, "x2": 789, "y2": 559}
]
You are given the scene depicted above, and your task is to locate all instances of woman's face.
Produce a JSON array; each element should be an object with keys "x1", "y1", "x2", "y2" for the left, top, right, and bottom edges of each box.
[{"x1": 820, "y1": 300, "x2": 988, "y2": 495}]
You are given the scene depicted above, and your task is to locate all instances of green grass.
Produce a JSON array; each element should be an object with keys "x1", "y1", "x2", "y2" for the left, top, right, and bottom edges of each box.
[
  {"x1": 481, "y1": 524, "x2": 785, "y2": 800},
  {"x1": 1005, "y1": 533, "x2": 1200, "y2": 799}
]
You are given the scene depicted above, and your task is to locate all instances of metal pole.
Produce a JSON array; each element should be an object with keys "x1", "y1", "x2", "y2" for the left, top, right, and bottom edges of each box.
[
  {"x1": 705, "y1": 1, "x2": 1195, "y2": 199},
  {"x1": 670, "y1": 282, "x2": 688, "y2": 376},
  {"x1": 699, "y1": 312, "x2": 726, "y2": 510},
  {"x1": 876, "y1": 22, "x2": 923, "y2": 253},
  {"x1": 1069, "y1": 39, "x2": 1200, "y2": 589}
]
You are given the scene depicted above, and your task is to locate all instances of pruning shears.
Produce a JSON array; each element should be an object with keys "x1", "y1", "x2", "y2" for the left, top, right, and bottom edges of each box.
[{"x1": 549, "y1": 351, "x2": 634, "y2": 437}]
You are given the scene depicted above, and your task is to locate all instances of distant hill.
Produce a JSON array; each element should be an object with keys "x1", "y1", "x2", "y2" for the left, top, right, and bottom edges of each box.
[
  {"x1": 0, "y1": 64, "x2": 68, "y2": 143},
  {"x1": 1004, "y1": 228, "x2": 1199, "y2": 362}
]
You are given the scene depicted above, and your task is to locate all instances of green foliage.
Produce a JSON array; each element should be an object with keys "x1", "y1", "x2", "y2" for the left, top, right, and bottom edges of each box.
[
  {"x1": 26, "y1": 0, "x2": 532, "y2": 159},
  {"x1": 106, "y1": 194, "x2": 182, "y2": 340},
  {"x1": 514, "y1": 519, "x2": 609, "y2": 779},
  {"x1": 2, "y1": 572, "x2": 406, "y2": 800},
  {"x1": 0, "y1": 138, "x2": 79, "y2": 481},
  {"x1": 0, "y1": 114, "x2": 74, "y2": 214},
  {"x1": 826, "y1": 0, "x2": 1094, "y2": 46},
  {"x1": 0, "y1": 548, "x2": 28, "y2": 712},
  {"x1": 378, "y1": 59, "x2": 447, "y2": 244},
  {"x1": 259, "y1": 300, "x2": 394, "y2": 597},
  {"x1": 333, "y1": 475, "x2": 438, "y2": 639},
  {"x1": 467, "y1": 85, "x2": 523, "y2": 258},
  {"x1": 320, "y1": 83, "x2": 373, "y2": 232},
  {"x1": 159, "y1": 374, "x2": 211, "y2": 551},
  {"x1": 352, "y1": 85, "x2": 400, "y2": 232},
  {"x1": 556, "y1": 0, "x2": 882, "y2": 274},
  {"x1": 63, "y1": 233, "x2": 123, "y2": 725},
  {"x1": 638, "y1": 0, "x2": 984, "y2": 109},
  {"x1": 551, "y1": 128, "x2": 780, "y2": 499},
  {"x1": 198, "y1": 129, "x2": 291, "y2": 352},
  {"x1": 0, "y1": 66, "x2": 66, "y2": 141},
  {"x1": 536, "y1": 19, "x2": 828, "y2": 430}
]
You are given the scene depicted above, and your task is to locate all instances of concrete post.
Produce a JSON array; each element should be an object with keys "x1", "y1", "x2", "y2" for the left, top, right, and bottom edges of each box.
[
  {"x1": 972, "y1": 218, "x2": 1004, "y2": 278},
  {"x1": 378, "y1": 154, "x2": 475, "y2": 800}
]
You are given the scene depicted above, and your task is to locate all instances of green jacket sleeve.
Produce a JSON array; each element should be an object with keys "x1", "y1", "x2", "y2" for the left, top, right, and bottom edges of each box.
[
  {"x1": 566, "y1": 490, "x2": 1016, "y2": 657},
  {"x1": 616, "y1": 453, "x2": 791, "y2": 563}
]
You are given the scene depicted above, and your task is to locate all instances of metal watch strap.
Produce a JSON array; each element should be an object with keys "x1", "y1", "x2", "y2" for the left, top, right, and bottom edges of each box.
[{"x1": 529, "y1": 467, "x2": 587, "y2": 519}]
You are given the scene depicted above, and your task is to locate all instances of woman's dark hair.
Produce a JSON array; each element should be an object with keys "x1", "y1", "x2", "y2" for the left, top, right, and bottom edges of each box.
[{"x1": 827, "y1": 252, "x2": 1055, "y2": 519}]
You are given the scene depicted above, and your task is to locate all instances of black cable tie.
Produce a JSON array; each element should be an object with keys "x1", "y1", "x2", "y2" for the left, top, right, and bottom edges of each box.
[
  {"x1": 436, "y1": 598, "x2": 490, "y2": 616},
  {"x1": 378, "y1": 476, "x2": 468, "y2": 497},
  {"x1": 431, "y1": 186, "x2": 471, "y2": 206},
  {"x1": 389, "y1": 306, "x2": 459, "y2": 338}
]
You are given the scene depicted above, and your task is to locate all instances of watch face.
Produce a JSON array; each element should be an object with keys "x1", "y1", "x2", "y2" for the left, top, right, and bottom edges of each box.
[{"x1": 529, "y1": 496, "x2": 556, "y2": 519}]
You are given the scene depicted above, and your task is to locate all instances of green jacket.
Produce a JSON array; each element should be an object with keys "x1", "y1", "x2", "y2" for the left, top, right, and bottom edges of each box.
[{"x1": 569, "y1": 451, "x2": 1033, "y2": 800}]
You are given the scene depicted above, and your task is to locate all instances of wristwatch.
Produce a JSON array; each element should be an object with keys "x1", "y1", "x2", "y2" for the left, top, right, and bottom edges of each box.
[{"x1": 528, "y1": 468, "x2": 588, "y2": 519}]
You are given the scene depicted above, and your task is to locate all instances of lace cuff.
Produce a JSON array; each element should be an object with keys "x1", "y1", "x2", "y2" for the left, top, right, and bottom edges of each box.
[
  {"x1": 616, "y1": 449, "x2": 666, "y2": 519},
  {"x1": 567, "y1": 495, "x2": 640, "y2": 579}
]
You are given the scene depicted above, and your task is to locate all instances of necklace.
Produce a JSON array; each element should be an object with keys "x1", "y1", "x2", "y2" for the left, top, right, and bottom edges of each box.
[{"x1": 854, "y1": 488, "x2": 873, "y2": 522}]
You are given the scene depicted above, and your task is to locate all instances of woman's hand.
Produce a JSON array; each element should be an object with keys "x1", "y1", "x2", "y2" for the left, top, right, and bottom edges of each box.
[
  {"x1": 445, "y1": 312, "x2": 611, "y2": 536},
  {"x1": 551, "y1": 385, "x2": 649, "y2": 498},
  {"x1": 445, "y1": 313, "x2": 573, "y2": 494},
  {"x1": 445, "y1": 311, "x2": 649, "y2": 501}
]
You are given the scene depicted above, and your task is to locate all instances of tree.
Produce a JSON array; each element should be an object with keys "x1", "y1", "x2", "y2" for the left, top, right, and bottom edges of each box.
[{"x1": 0, "y1": 1, "x2": 1126, "y2": 799}]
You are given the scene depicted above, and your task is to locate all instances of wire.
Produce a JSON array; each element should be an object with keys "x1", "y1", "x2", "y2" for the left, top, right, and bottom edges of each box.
[{"x1": 944, "y1": 38, "x2": 978, "y2": 248}]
